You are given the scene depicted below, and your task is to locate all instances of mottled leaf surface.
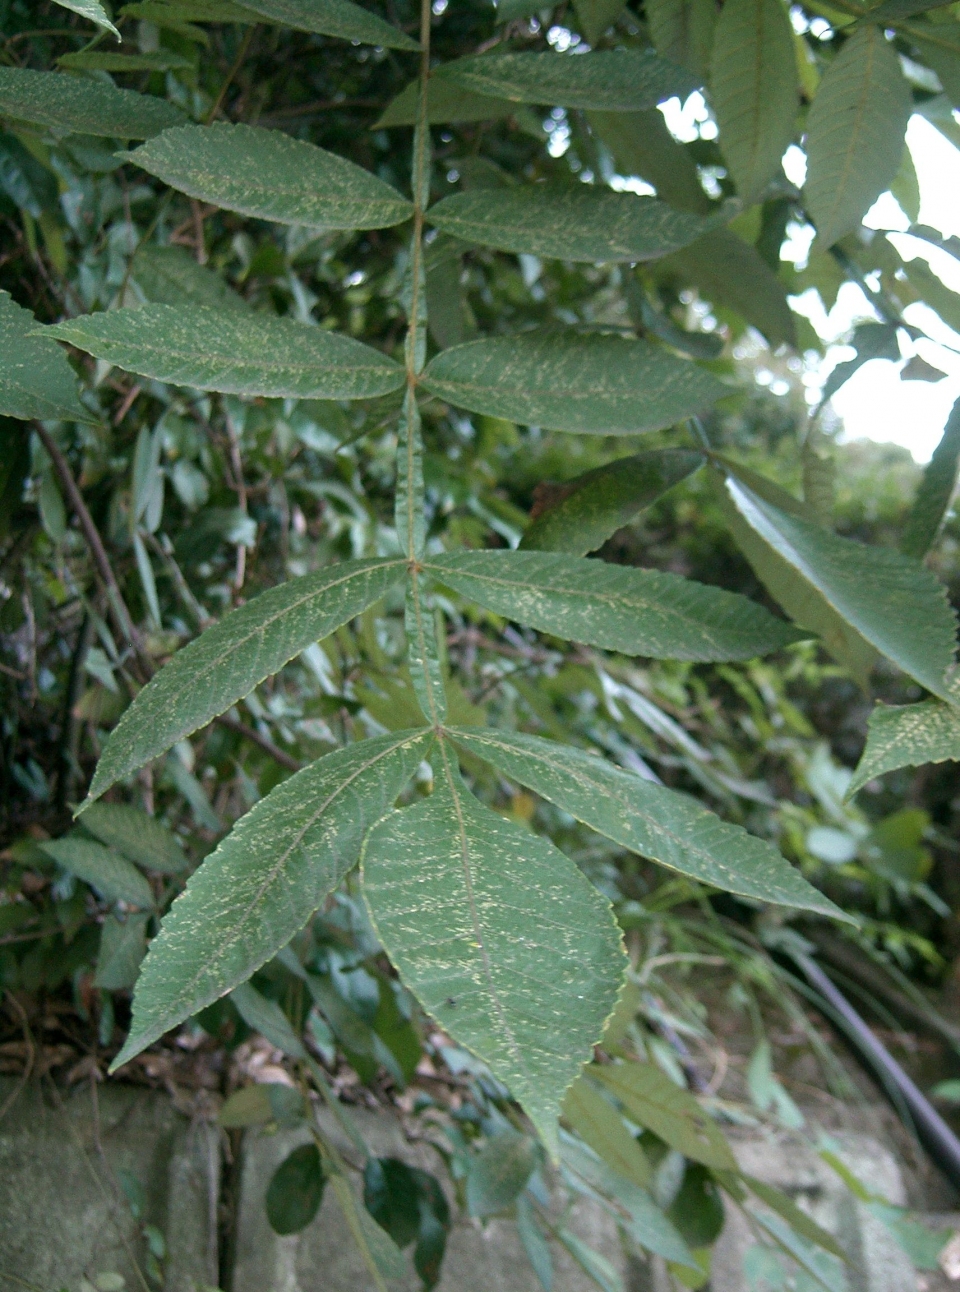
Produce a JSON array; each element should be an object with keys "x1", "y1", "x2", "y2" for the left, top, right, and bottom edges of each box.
[
  {"x1": 429, "y1": 550, "x2": 804, "y2": 661},
  {"x1": 420, "y1": 332, "x2": 726, "y2": 434},
  {"x1": 709, "y1": 0, "x2": 798, "y2": 202},
  {"x1": 901, "y1": 398, "x2": 960, "y2": 559},
  {"x1": 41, "y1": 838, "x2": 155, "y2": 909},
  {"x1": 239, "y1": 0, "x2": 418, "y2": 47},
  {"x1": 437, "y1": 50, "x2": 699, "y2": 111},
  {"x1": 725, "y1": 478, "x2": 957, "y2": 698},
  {"x1": 449, "y1": 727, "x2": 847, "y2": 917},
  {"x1": 804, "y1": 26, "x2": 910, "y2": 247},
  {"x1": 131, "y1": 124, "x2": 412, "y2": 230},
  {"x1": 42, "y1": 305, "x2": 405, "y2": 399},
  {"x1": 428, "y1": 187, "x2": 714, "y2": 263},
  {"x1": 87, "y1": 558, "x2": 405, "y2": 802},
  {"x1": 362, "y1": 754, "x2": 626, "y2": 1155},
  {"x1": 375, "y1": 77, "x2": 514, "y2": 127},
  {"x1": 112, "y1": 730, "x2": 432, "y2": 1069},
  {"x1": 0, "y1": 291, "x2": 88, "y2": 423},
  {"x1": 848, "y1": 677, "x2": 960, "y2": 796},
  {"x1": 520, "y1": 449, "x2": 704, "y2": 555},
  {"x1": 0, "y1": 67, "x2": 183, "y2": 138}
]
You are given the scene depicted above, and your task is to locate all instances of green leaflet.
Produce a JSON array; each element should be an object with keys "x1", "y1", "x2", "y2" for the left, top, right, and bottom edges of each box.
[
  {"x1": 374, "y1": 78, "x2": 514, "y2": 128},
  {"x1": 448, "y1": 727, "x2": 848, "y2": 918},
  {"x1": 40, "y1": 305, "x2": 405, "y2": 399},
  {"x1": 428, "y1": 550, "x2": 804, "y2": 662},
  {"x1": 588, "y1": 109, "x2": 712, "y2": 215},
  {"x1": 724, "y1": 477, "x2": 958, "y2": 699},
  {"x1": 361, "y1": 752, "x2": 626, "y2": 1156},
  {"x1": 95, "y1": 913, "x2": 149, "y2": 991},
  {"x1": 238, "y1": 0, "x2": 418, "y2": 48},
  {"x1": 119, "y1": 0, "x2": 259, "y2": 19},
  {"x1": 562, "y1": 1075, "x2": 652, "y2": 1189},
  {"x1": 80, "y1": 802, "x2": 188, "y2": 873},
  {"x1": 0, "y1": 67, "x2": 184, "y2": 139},
  {"x1": 590, "y1": 1062, "x2": 736, "y2": 1171},
  {"x1": 110, "y1": 730, "x2": 432, "y2": 1070},
  {"x1": 131, "y1": 244, "x2": 250, "y2": 311},
  {"x1": 436, "y1": 50, "x2": 699, "y2": 112},
  {"x1": 0, "y1": 291, "x2": 89, "y2": 423},
  {"x1": 59, "y1": 51, "x2": 193, "y2": 71},
  {"x1": 861, "y1": 0, "x2": 954, "y2": 23},
  {"x1": 419, "y1": 332, "x2": 727, "y2": 435},
  {"x1": 709, "y1": 0, "x2": 798, "y2": 204},
  {"x1": 901, "y1": 398, "x2": 960, "y2": 559},
  {"x1": 52, "y1": 0, "x2": 121, "y2": 37},
  {"x1": 130, "y1": 124, "x2": 412, "y2": 230},
  {"x1": 427, "y1": 187, "x2": 716, "y2": 263},
  {"x1": 41, "y1": 838, "x2": 155, "y2": 909},
  {"x1": 647, "y1": 0, "x2": 716, "y2": 80},
  {"x1": 803, "y1": 26, "x2": 911, "y2": 248},
  {"x1": 465, "y1": 1131, "x2": 538, "y2": 1217},
  {"x1": 848, "y1": 677, "x2": 960, "y2": 796},
  {"x1": 519, "y1": 449, "x2": 704, "y2": 555},
  {"x1": 84, "y1": 557, "x2": 405, "y2": 803}
]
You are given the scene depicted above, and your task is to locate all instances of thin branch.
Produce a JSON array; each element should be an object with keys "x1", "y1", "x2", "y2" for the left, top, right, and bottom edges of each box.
[{"x1": 214, "y1": 714, "x2": 301, "y2": 771}]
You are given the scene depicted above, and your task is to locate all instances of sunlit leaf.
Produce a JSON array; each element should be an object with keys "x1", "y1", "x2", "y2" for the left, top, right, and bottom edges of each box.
[{"x1": 0, "y1": 67, "x2": 184, "y2": 138}]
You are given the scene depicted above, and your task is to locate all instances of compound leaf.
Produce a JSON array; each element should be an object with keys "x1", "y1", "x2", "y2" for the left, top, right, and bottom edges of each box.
[
  {"x1": 0, "y1": 291, "x2": 88, "y2": 423},
  {"x1": 848, "y1": 677, "x2": 960, "y2": 796},
  {"x1": 41, "y1": 305, "x2": 405, "y2": 399},
  {"x1": 238, "y1": 0, "x2": 418, "y2": 48},
  {"x1": 361, "y1": 753, "x2": 626, "y2": 1156},
  {"x1": 111, "y1": 729, "x2": 432, "y2": 1069},
  {"x1": 420, "y1": 332, "x2": 726, "y2": 435},
  {"x1": 41, "y1": 837, "x2": 155, "y2": 909},
  {"x1": 804, "y1": 25, "x2": 911, "y2": 247},
  {"x1": 901, "y1": 397, "x2": 960, "y2": 558},
  {"x1": 130, "y1": 123, "x2": 412, "y2": 230},
  {"x1": 709, "y1": 0, "x2": 798, "y2": 203},
  {"x1": 449, "y1": 727, "x2": 848, "y2": 918},
  {"x1": 85, "y1": 557, "x2": 405, "y2": 803},
  {"x1": 0, "y1": 67, "x2": 184, "y2": 138},
  {"x1": 437, "y1": 50, "x2": 699, "y2": 111},
  {"x1": 428, "y1": 550, "x2": 804, "y2": 661}
]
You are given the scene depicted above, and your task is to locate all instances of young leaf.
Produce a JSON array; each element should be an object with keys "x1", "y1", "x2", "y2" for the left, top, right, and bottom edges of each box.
[
  {"x1": 901, "y1": 398, "x2": 960, "y2": 559},
  {"x1": 361, "y1": 752, "x2": 627, "y2": 1156},
  {"x1": 420, "y1": 332, "x2": 727, "y2": 435},
  {"x1": 847, "y1": 681, "x2": 960, "y2": 796},
  {"x1": 374, "y1": 77, "x2": 514, "y2": 128},
  {"x1": 238, "y1": 0, "x2": 418, "y2": 48},
  {"x1": 723, "y1": 476, "x2": 958, "y2": 699},
  {"x1": 437, "y1": 50, "x2": 699, "y2": 111},
  {"x1": 131, "y1": 244, "x2": 250, "y2": 312},
  {"x1": 110, "y1": 730, "x2": 432, "y2": 1069},
  {"x1": 41, "y1": 838, "x2": 155, "y2": 909},
  {"x1": 448, "y1": 727, "x2": 849, "y2": 918},
  {"x1": 80, "y1": 801, "x2": 188, "y2": 873},
  {"x1": 0, "y1": 67, "x2": 184, "y2": 139},
  {"x1": 130, "y1": 124, "x2": 412, "y2": 230},
  {"x1": 428, "y1": 550, "x2": 804, "y2": 662},
  {"x1": 591, "y1": 1062, "x2": 736, "y2": 1170},
  {"x1": 647, "y1": 0, "x2": 716, "y2": 80},
  {"x1": 519, "y1": 449, "x2": 704, "y2": 555},
  {"x1": 709, "y1": 0, "x2": 798, "y2": 203},
  {"x1": 41, "y1": 306, "x2": 405, "y2": 401},
  {"x1": 465, "y1": 1131, "x2": 538, "y2": 1216},
  {"x1": 0, "y1": 291, "x2": 88, "y2": 423},
  {"x1": 804, "y1": 25, "x2": 911, "y2": 248},
  {"x1": 266, "y1": 1144, "x2": 326, "y2": 1235},
  {"x1": 427, "y1": 187, "x2": 716, "y2": 263},
  {"x1": 562, "y1": 1076, "x2": 652, "y2": 1189},
  {"x1": 85, "y1": 557, "x2": 405, "y2": 802},
  {"x1": 52, "y1": 0, "x2": 121, "y2": 38}
]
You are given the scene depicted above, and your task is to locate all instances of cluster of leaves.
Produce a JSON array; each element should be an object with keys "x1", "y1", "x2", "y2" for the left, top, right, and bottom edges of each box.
[{"x1": 3, "y1": 0, "x2": 960, "y2": 1285}]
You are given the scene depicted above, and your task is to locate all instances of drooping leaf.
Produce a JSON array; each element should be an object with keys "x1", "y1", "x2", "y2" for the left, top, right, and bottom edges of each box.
[
  {"x1": 465, "y1": 1131, "x2": 538, "y2": 1216},
  {"x1": 420, "y1": 332, "x2": 727, "y2": 435},
  {"x1": 0, "y1": 67, "x2": 184, "y2": 139},
  {"x1": 266, "y1": 1143, "x2": 326, "y2": 1235},
  {"x1": 901, "y1": 397, "x2": 960, "y2": 558},
  {"x1": 427, "y1": 187, "x2": 715, "y2": 263},
  {"x1": 95, "y1": 913, "x2": 150, "y2": 990},
  {"x1": 722, "y1": 476, "x2": 958, "y2": 698},
  {"x1": 58, "y1": 51, "x2": 192, "y2": 71},
  {"x1": 51, "y1": 0, "x2": 121, "y2": 37},
  {"x1": 130, "y1": 124, "x2": 412, "y2": 230},
  {"x1": 647, "y1": 0, "x2": 716, "y2": 80},
  {"x1": 449, "y1": 727, "x2": 848, "y2": 918},
  {"x1": 41, "y1": 838, "x2": 155, "y2": 909},
  {"x1": 80, "y1": 801, "x2": 188, "y2": 873},
  {"x1": 361, "y1": 754, "x2": 627, "y2": 1156},
  {"x1": 562, "y1": 1075, "x2": 652, "y2": 1188},
  {"x1": 0, "y1": 291, "x2": 88, "y2": 423},
  {"x1": 238, "y1": 0, "x2": 418, "y2": 47},
  {"x1": 591, "y1": 1062, "x2": 736, "y2": 1170},
  {"x1": 588, "y1": 109, "x2": 712, "y2": 215},
  {"x1": 667, "y1": 1163, "x2": 725, "y2": 1249},
  {"x1": 804, "y1": 25, "x2": 911, "y2": 247},
  {"x1": 374, "y1": 77, "x2": 514, "y2": 128},
  {"x1": 735, "y1": 1175, "x2": 846, "y2": 1259},
  {"x1": 428, "y1": 550, "x2": 804, "y2": 662},
  {"x1": 0, "y1": 133, "x2": 60, "y2": 218},
  {"x1": 519, "y1": 449, "x2": 704, "y2": 555},
  {"x1": 232, "y1": 980, "x2": 306, "y2": 1056},
  {"x1": 848, "y1": 677, "x2": 960, "y2": 796},
  {"x1": 437, "y1": 50, "x2": 699, "y2": 111},
  {"x1": 131, "y1": 244, "x2": 250, "y2": 312},
  {"x1": 85, "y1": 557, "x2": 405, "y2": 802},
  {"x1": 516, "y1": 1195, "x2": 553, "y2": 1292},
  {"x1": 709, "y1": 0, "x2": 798, "y2": 203},
  {"x1": 110, "y1": 730, "x2": 432, "y2": 1069}
]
